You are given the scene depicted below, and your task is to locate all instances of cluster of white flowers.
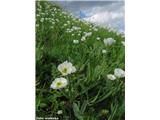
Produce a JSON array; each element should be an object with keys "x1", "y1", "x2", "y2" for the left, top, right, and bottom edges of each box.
[
  {"x1": 73, "y1": 40, "x2": 79, "y2": 44},
  {"x1": 81, "y1": 32, "x2": 92, "y2": 41},
  {"x1": 66, "y1": 26, "x2": 81, "y2": 33},
  {"x1": 81, "y1": 36, "x2": 86, "y2": 41},
  {"x1": 72, "y1": 26, "x2": 81, "y2": 30},
  {"x1": 104, "y1": 38, "x2": 116, "y2": 46},
  {"x1": 66, "y1": 28, "x2": 72, "y2": 33},
  {"x1": 107, "y1": 68, "x2": 125, "y2": 80},
  {"x1": 36, "y1": 4, "x2": 60, "y2": 28},
  {"x1": 84, "y1": 32, "x2": 92, "y2": 37},
  {"x1": 50, "y1": 61, "x2": 76, "y2": 90}
]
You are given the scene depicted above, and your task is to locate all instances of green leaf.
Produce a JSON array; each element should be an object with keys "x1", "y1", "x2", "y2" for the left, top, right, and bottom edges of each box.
[
  {"x1": 80, "y1": 100, "x2": 88, "y2": 114},
  {"x1": 40, "y1": 103, "x2": 47, "y2": 108},
  {"x1": 93, "y1": 90, "x2": 113, "y2": 105},
  {"x1": 73, "y1": 102, "x2": 83, "y2": 120}
]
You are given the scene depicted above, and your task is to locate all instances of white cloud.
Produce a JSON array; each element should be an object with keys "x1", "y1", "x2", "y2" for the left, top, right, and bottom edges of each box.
[
  {"x1": 83, "y1": 6, "x2": 124, "y2": 33},
  {"x1": 52, "y1": 1, "x2": 125, "y2": 33}
]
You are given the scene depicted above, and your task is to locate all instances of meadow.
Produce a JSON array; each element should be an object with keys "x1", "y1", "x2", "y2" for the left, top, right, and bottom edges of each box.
[{"x1": 36, "y1": 1, "x2": 125, "y2": 120}]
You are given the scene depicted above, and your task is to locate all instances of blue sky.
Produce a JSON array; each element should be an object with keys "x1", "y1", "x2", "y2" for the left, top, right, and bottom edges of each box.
[{"x1": 52, "y1": 0, "x2": 124, "y2": 33}]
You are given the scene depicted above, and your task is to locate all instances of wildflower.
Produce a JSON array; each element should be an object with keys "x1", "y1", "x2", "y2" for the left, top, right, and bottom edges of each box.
[
  {"x1": 104, "y1": 38, "x2": 116, "y2": 46},
  {"x1": 102, "y1": 49, "x2": 107, "y2": 54},
  {"x1": 94, "y1": 28, "x2": 98, "y2": 31},
  {"x1": 67, "y1": 21, "x2": 70, "y2": 24},
  {"x1": 72, "y1": 26, "x2": 81, "y2": 30},
  {"x1": 58, "y1": 61, "x2": 76, "y2": 76},
  {"x1": 114, "y1": 68, "x2": 125, "y2": 78},
  {"x1": 73, "y1": 40, "x2": 79, "y2": 44},
  {"x1": 63, "y1": 24, "x2": 67, "y2": 27},
  {"x1": 81, "y1": 36, "x2": 86, "y2": 41},
  {"x1": 57, "y1": 110, "x2": 63, "y2": 115},
  {"x1": 107, "y1": 74, "x2": 116, "y2": 80},
  {"x1": 50, "y1": 77, "x2": 68, "y2": 89},
  {"x1": 40, "y1": 18, "x2": 44, "y2": 22},
  {"x1": 84, "y1": 32, "x2": 92, "y2": 37},
  {"x1": 36, "y1": 24, "x2": 39, "y2": 27},
  {"x1": 121, "y1": 41, "x2": 125, "y2": 46},
  {"x1": 96, "y1": 37, "x2": 101, "y2": 40}
]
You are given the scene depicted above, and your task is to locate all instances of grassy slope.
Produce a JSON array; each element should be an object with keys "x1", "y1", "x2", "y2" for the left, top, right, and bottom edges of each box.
[{"x1": 36, "y1": 1, "x2": 125, "y2": 120}]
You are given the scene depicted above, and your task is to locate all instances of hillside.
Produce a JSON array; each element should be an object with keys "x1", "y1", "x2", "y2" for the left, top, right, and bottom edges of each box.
[{"x1": 36, "y1": 1, "x2": 125, "y2": 120}]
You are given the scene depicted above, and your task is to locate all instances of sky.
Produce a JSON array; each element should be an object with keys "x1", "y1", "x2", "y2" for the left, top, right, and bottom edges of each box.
[{"x1": 52, "y1": 0, "x2": 125, "y2": 33}]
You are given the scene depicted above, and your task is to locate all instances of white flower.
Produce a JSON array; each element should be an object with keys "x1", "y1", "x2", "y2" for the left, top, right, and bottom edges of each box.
[
  {"x1": 102, "y1": 49, "x2": 107, "y2": 54},
  {"x1": 58, "y1": 61, "x2": 76, "y2": 76},
  {"x1": 81, "y1": 36, "x2": 86, "y2": 41},
  {"x1": 121, "y1": 41, "x2": 125, "y2": 46},
  {"x1": 57, "y1": 110, "x2": 63, "y2": 115},
  {"x1": 107, "y1": 74, "x2": 116, "y2": 80},
  {"x1": 67, "y1": 21, "x2": 70, "y2": 24},
  {"x1": 50, "y1": 77, "x2": 68, "y2": 89},
  {"x1": 94, "y1": 28, "x2": 98, "y2": 31},
  {"x1": 36, "y1": 24, "x2": 39, "y2": 27},
  {"x1": 84, "y1": 32, "x2": 92, "y2": 37},
  {"x1": 114, "y1": 68, "x2": 125, "y2": 78},
  {"x1": 104, "y1": 38, "x2": 116, "y2": 46},
  {"x1": 96, "y1": 37, "x2": 101, "y2": 40},
  {"x1": 63, "y1": 24, "x2": 67, "y2": 26},
  {"x1": 73, "y1": 40, "x2": 79, "y2": 44},
  {"x1": 72, "y1": 26, "x2": 81, "y2": 30},
  {"x1": 40, "y1": 18, "x2": 44, "y2": 22}
]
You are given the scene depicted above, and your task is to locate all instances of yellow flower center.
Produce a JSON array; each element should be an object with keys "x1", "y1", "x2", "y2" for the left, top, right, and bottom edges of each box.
[
  {"x1": 56, "y1": 82, "x2": 63, "y2": 87},
  {"x1": 62, "y1": 67, "x2": 68, "y2": 73}
]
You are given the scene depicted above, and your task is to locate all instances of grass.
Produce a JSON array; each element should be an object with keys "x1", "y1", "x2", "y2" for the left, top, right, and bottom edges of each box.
[{"x1": 36, "y1": 1, "x2": 125, "y2": 120}]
